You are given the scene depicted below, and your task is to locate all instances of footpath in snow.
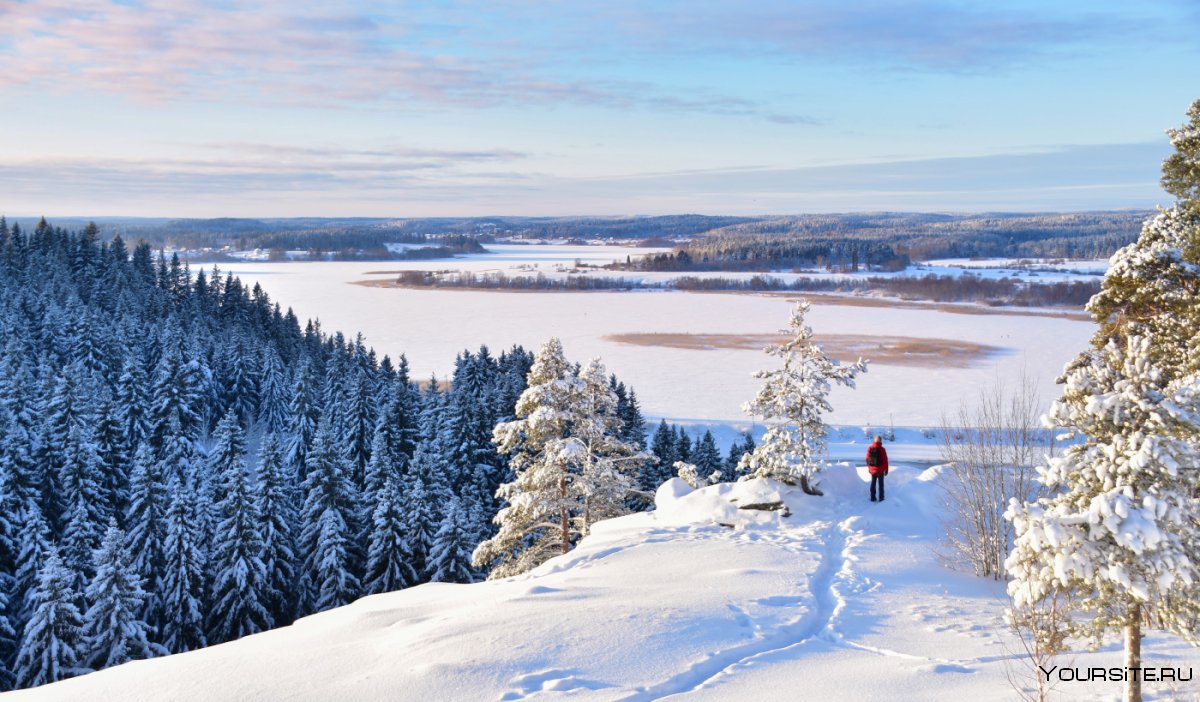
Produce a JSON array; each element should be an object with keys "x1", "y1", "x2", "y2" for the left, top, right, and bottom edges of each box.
[{"x1": 14, "y1": 464, "x2": 1199, "y2": 702}]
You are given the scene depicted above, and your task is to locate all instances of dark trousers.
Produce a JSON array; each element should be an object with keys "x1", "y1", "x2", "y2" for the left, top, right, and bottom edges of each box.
[{"x1": 870, "y1": 473, "x2": 885, "y2": 501}]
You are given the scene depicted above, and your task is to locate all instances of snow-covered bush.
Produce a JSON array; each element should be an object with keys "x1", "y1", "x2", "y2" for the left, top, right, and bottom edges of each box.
[{"x1": 938, "y1": 374, "x2": 1049, "y2": 579}]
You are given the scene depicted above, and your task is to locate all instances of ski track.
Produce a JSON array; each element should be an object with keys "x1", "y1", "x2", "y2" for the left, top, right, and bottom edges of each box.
[{"x1": 618, "y1": 518, "x2": 856, "y2": 701}]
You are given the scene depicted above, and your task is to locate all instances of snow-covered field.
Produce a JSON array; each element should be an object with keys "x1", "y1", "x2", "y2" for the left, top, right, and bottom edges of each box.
[
  {"x1": 219, "y1": 245, "x2": 1099, "y2": 428},
  {"x1": 17, "y1": 466, "x2": 1197, "y2": 701}
]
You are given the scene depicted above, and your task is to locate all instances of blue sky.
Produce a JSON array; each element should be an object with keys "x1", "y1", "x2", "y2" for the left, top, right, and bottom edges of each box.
[{"x1": 1, "y1": 0, "x2": 1197, "y2": 217}]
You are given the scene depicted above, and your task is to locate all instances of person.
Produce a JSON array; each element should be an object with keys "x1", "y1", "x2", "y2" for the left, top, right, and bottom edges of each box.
[{"x1": 866, "y1": 435, "x2": 889, "y2": 502}]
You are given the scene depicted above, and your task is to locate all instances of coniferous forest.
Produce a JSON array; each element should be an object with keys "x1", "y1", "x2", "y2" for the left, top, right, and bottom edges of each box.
[{"x1": 0, "y1": 217, "x2": 672, "y2": 690}]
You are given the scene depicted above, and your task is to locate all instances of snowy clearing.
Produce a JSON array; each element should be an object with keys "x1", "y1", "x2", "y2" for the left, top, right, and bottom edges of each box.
[{"x1": 17, "y1": 466, "x2": 1196, "y2": 702}]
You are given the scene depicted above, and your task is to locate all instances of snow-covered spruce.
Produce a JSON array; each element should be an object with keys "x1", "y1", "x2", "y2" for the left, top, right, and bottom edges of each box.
[
  {"x1": 83, "y1": 522, "x2": 164, "y2": 670},
  {"x1": 14, "y1": 549, "x2": 88, "y2": 689},
  {"x1": 738, "y1": 301, "x2": 867, "y2": 493}
]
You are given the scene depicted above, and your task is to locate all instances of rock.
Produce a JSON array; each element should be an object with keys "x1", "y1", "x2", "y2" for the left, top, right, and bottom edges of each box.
[{"x1": 738, "y1": 501, "x2": 791, "y2": 517}]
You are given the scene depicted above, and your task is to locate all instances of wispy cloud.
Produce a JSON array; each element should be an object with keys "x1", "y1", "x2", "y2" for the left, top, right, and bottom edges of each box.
[
  {"x1": 0, "y1": 0, "x2": 816, "y2": 121},
  {"x1": 0, "y1": 141, "x2": 1170, "y2": 217}
]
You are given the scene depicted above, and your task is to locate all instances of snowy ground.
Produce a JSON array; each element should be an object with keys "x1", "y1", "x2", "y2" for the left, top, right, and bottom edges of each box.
[
  {"x1": 219, "y1": 246, "x2": 1099, "y2": 428},
  {"x1": 17, "y1": 465, "x2": 1197, "y2": 701}
]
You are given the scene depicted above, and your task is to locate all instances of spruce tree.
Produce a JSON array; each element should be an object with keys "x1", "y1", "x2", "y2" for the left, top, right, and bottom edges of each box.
[
  {"x1": 0, "y1": 574, "x2": 15, "y2": 691},
  {"x1": 256, "y1": 433, "x2": 297, "y2": 627},
  {"x1": 401, "y1": 476, "x2": 435, "y2": 581},
  {"x1": 363, "y1": 477, "x2": 417, "y2": 593},
  {"x1": 207, "y1": 413, "x2": 271, "y2": 644},
  {"x1": 299, "y1": 418, "x2": 360, "y2": 613},
  {"x1": 160, "y1": 478, "x2": 208, "y2": 654},
  {"x1": 429, "y1": 497, "x2": 474, "y2": 584},
  {"x1": 125, "y1": 445, "x2": 168, "y2": 633},
  {"x1": 693, "y1": 430, "x2": 724, "y2": 483},
  {"x1": 84, "y1": 523, "x2": 164, "y2": 669},
  {"x1": 647, "y1": 420, "x2": 678, "y2": 493},
  {"x1": 14, "y1": 549, "x2": 88, "y2": 689},
  {"x1": 116, "y1": 356, "x2": 152, "y2": 458},
  {"x1": 283, "y1": 363, "x2": 319, "y2": 476},
  {"x1": 14, "y1": 508, "x2": 53, "y2": 623},
  {"x1": 59, "y1": 426, "x2": 109, "y2": 583},
  {"x1": 256, "y1": 348, "x2": 289, "y2": 434}
]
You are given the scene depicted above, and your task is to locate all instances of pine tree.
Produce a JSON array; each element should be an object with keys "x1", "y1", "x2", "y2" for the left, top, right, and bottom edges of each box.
[
  {"x1": 84, "y1": 523, "x2": 164, "y2": 669},
  {"x1": 474, "y1": 341, "x2": 642, "y2": 578},
  {"x1": 363, "y1": 477, "x2": 417, "y2": 593},
  {"x1": 207, "y1": 413, "x2": 271, "y2": 644},
  {"x1": 1006, "y1": 103, "x2": 1200, "y2": 702},
  {"x1": 1005, "y1": 336, "x2": 1200, "y2": 702},
  {"x1": 473, "y1": 338, "x2": 586, "y2": 578},
  {"x1": 299, "y1": 418, "x2": 360, "y2": 613},
  {"x1": 1161, "y1": 97, "x2": 1200, "y2": 213},
  {"x1": 429, "y1": 497, "x2": 474, "y2": 584},
  {"x1": 14, "y1": 549, "x2": 88, "y2": 688},
  {"x1": 738, "y1": 301, "x2": 867, "y2": 493}
]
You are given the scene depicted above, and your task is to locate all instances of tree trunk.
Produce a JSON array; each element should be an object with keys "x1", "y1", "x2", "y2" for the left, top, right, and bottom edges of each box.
[
  {"x1": 1125, "y1": 604, "x2": 1142, "y2": 702},
  {"x1": 584, "y1": 496, "x2": 592, "y2": 536},
  {"x1": 559, "y1": 475, "x2": 570, "y2": 554}
]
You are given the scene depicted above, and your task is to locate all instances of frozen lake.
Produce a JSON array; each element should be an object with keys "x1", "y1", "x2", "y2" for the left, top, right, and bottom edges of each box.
[{"x1": 219, "y1": 245, "x2": 1098, "y2": 428}]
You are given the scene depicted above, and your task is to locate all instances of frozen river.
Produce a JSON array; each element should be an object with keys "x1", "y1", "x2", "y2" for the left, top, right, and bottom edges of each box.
[{"x1": 219, "y1": 245, "x2": 1097, "y2": 428}]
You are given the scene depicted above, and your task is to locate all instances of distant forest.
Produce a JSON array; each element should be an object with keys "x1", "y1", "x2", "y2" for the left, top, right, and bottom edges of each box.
[
  {"x1": 389, "y1": 270, "x2": 1100, "y2": 308},
  {"x1": 617, "y1": 212, "x2": 1150, "y2": 272},
  {"x1": 5, "y1": 211, "x2": 1150, "y2": 267}
]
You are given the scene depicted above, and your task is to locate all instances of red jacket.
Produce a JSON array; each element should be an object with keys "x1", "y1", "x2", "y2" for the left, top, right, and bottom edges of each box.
[{"x1": 866, "y1": 442, "x2": 889, "y2": 475}]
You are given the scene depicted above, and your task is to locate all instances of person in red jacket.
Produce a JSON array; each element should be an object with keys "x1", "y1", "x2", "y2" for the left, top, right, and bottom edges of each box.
[{"x1": 866, "y1": 435, "x2": 889, "y2": 502}]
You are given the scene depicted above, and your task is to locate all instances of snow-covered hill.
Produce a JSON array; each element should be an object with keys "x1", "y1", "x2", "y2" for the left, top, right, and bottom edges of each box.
[{"x1": 12, "y1": 466, "x2": 1198, "y2": 701}]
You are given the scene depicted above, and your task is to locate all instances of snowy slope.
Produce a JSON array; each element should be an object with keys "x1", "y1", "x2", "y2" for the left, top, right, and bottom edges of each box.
[{"x1": 14, "y1": 466, "x2": 1197, "y2": 702}]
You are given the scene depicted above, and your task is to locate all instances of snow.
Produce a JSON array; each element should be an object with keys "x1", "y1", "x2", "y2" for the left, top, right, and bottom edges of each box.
[
  {"x1": 217, "y1": 246, "x2": 1098, "y2": 427},
  {"x1": 17, "y1": 466, "x2": 1197, "y2": 701}
]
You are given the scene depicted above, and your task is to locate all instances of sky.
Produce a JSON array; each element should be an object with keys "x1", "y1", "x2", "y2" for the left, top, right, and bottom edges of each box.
[{"x1": 1, "y1": 0, "x2": 1198, "y2": 218}]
